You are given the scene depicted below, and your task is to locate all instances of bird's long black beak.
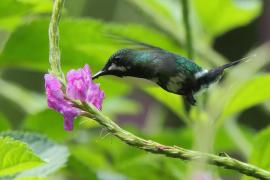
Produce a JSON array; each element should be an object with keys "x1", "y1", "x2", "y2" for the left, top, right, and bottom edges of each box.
[{"x1": 92, "y1": 70, "x2": 107, "y2": 80}]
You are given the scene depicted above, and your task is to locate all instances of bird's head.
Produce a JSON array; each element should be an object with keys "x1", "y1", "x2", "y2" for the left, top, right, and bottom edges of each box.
[{"x1": 92, "y1": 49, "x2": 132, "y2": 80}]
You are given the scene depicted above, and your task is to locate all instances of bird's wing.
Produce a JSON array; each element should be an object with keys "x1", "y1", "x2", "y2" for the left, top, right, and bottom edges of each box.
[{"x1": 105, "y1": 33, "x2": 163, "y2": 50}]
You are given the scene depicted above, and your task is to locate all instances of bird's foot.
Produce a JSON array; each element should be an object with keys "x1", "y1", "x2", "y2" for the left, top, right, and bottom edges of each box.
[{"x1": 185, "y1": 94, "x2": 197, "y2": 106}]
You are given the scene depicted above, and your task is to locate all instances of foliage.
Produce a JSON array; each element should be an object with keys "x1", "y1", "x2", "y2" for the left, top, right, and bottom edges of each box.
[
  {"x1": 0, "y1": 136, "x2": 43, "y2": 176},
  {"x1": 192, "y1": 0, "x2": 262, "y2": 39},
  {"x1": 242, "y1": 126, "x2": 270, "y2": 180},
  {"x1": 0, "y1": 131, "x2": 69, "y2": 179},
  {"x1": 223, "y1": 74, "x2": 270, "y2": 117},
  {"x1": 0, "y1": 0, "x2": 269, "y2": 179}
]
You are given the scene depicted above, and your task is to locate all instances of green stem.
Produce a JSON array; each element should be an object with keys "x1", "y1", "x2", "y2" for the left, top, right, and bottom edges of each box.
[
  {"x1": 84, "y1": 104, "x2": 270, "y2": 180},
  {"x1": 49, "y1": 0, "x2": 65, "y2": 82},
  {"x1": 49, "y1": 1, "x2": 270, "y2": 179},
  {"x1": 181, "y1": 0, "x2": 193, "y2": 60},
  {"x1": 225, "y1": 118, "x2": 252, "y2": 157}
]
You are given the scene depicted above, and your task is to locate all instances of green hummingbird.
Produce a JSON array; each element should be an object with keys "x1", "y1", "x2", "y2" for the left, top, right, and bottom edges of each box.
[{"x1": 92, "y1": 41, "x2": 248, "y2": 105}]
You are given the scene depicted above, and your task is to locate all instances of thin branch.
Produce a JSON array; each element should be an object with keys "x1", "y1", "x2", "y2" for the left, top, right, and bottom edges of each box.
[
  {"x1": 181, "y1": 0, "x2": 193, "y2": 60},
  {"x1": 49, "y1": 1, "x2": 270, "y2": 179},
  {"x1": 84, "y1": 104, "x2": 270, "y2": 180},
  {"x1": 49, "y1": 0, "x2": 65, "y2": 82}
]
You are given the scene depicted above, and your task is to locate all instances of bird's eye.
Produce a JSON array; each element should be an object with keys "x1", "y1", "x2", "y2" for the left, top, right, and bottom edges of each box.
[
  {"x1": 113, "y1": 57, "x2": 123, "y2": 65},
  {"x1": 114, "y1": 57, "x2": 121, "y2": 61}
]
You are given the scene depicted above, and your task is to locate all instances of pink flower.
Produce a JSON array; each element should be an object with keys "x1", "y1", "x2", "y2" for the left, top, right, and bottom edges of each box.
[
  {"x1": 66, "y1": 64, "x2": 92, "y2": 101},
  {"x1": 86, "y1": 83, "x2": 104, "y2": 110},
  {"x1": 66, "y1": 65, "x2": 104, "y2": 110},
  {"x1": 44, "y1": 65, "x2": 105, "y2": 131},
  {"x1": 45, "y1": 74, "x2": 80, "y2": 131}
]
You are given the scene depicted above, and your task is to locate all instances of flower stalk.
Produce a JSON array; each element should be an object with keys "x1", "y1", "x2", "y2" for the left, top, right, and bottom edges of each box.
[
  {"x1": 49, "y1": 0, "x2": 65, "y2": 82},
  {"x1": 82, "y1": 104, "x2": 270, "y2": 180},
  {"x1": 181, "y1": 0, "x2": 193, "y2": 60},
  {"x1": 48, "y1": 0, "x2": 270, "y2": 179}
]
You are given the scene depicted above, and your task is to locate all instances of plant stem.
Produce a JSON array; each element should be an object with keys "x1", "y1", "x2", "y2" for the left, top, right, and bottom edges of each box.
[
  {"x1": 181, "y1": 0, "x2": 193, "y2": 60},
  {"x1": 225, "y1": 118, "x2": 252, "y2": 157},
  {"x1": 49, "y1": 0, "x2": 65, "y2": 82},
  {"x1": 85, "y1": 105, "x2": 270, "y2": 180}
]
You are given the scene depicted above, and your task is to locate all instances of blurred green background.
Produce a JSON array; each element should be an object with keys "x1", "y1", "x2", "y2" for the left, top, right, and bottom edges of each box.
[{"x1": 0, "y1": 0, "x2": 269, "y2": 179}]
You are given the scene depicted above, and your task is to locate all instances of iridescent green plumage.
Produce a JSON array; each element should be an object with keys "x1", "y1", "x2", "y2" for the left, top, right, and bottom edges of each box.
[{"x1": 93, "y1": 42, "x2": 248, "y2": 105}]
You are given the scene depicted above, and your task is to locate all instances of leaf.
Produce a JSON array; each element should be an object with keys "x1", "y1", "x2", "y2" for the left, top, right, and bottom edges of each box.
[
  {"x1": 222, "y1": 74, "x2": 270, "y2": 117},
  {"x1": 144, "y1": 87, "x2": 187, "y2": 121},
  {"x1": 192, "y1": 0, "x2": 262, "y2": 37},
  {"x1": 15, "y1": 177, "x2": 47, "y2": 180},
  {"x1": 103, "y1": 97, "x2": 141, "y2": 117},
  {"x1": 0, "y1": 136, "x2": 43, "y2": 176},
  {"x1": 0, "y1": 113, "x2": 11, "y2": 131},
  {"x1": 116, "y1": 154, "x2": 184, "y2": 180},
  {"x1": 0, "y1": 18, "x2": 181, "y2": 72},
  {"x1": 98, "y1": 78, "x2": 131, "y2": 98},
  {"x1": 124, "y1": 0, "x2": 179, "y2": 27},
  {"x1": 0, "y1": 131, "x2": 69, "y2": 178},
  {"x1": 66, "y1": 156, "x2": 98, "y2": 180},
  {"x1": 215, "y1": 121, "x2": 254, "y2": 157},
  {"x1": 0, "y1": 79, "x2": 46, "y2": 114},
  {"x1": 17, "y1": 0, "x2": 52, "y2": 13},
  {"x1": 22, "y1": 110, "x2": 70, "y2": 141},
  {"x1": 0, "y1": 0, "x2": 51, "y2": 31},
  {"x1": 243, "y1": 126, "x2": 270, "y2": 180},
  {"x1": 249, "y1": 126, "x2": 270, "y2": 169},
  {"x1": 124, "y1": 0, "x2": 184, "y2": 41},
  {"x1": 0, "y1": 0, "x2": 30, "y2": 30},
  {"x1": 0, "y1": 0, "x2": 51, "y2": 17}
]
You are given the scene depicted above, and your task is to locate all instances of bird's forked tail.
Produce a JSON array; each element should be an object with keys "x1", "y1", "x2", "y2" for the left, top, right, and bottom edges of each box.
[
  {"x1": 218, "y1": 55, "x2": 254, "y2": 71},
  {"x1": 196, "y1": 55, "x2": 255, "y2": 91}
]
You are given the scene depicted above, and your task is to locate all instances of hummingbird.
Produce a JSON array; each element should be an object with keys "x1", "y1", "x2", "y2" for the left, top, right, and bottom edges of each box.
[{"x1": 92, "y1": 40, "x2": 248, "y2": 105}]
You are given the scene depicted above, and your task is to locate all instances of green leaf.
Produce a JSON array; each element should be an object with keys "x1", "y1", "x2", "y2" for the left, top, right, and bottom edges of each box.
[
  {"x1": 223, "y1": 74, "x2": 270, "y2": 117},
  {"x1": 15, "y1": 177, "x2": 47, "y2": 180},
  {"x1": 0, "y1": 131, "x2": 69, "y2": 178},
  {"x1": 0, "y1": 113, "x2": 11, "y2": 131},
  {"x1": 0, "y1": 0, "x2": 51, "y2": 31},
  {"x1": 144, "y1": 87, "x2": 187, "y2": 121},
  {"x1": 0, "y1": 79, "x2": 46, "y2": 114},
  {"x1": 66, "y1": 156, "x2": 98, "y2": 180},
  {"x1": 124, "y1": 0, "x2": 184, "y2": 41},
  {"x1": 0, "y1": 0, "x2": 31, "y2": 18},
  {"x1": 116, "y1": 154, "x2": 185, "y2": 180},
  {"x1": 22, "y1": 110, "x2": 70, "y2": 141},
  {"x1": 103, "y1": 97, "x2": 141, "y2": 118},
  {"x1": 0, "y1": 136, "x2": 43, "y2": 176},
  {"x1": 192, "y1": 0, "x2": 262, "y2": 37},
  {"x1": 243, "y1": 126, "x2": 270, "y2": 180},
  {"x1": 0, "y1": 18, "x2": 181, "y2": 72},
  {"x1": 17, "y1": 0, "x2": 52, "y2": 13},
  {"x1": 124, "y1": 0, "x2": 179, "y2": 27},
  {"x1": 0, "y1": 0, "x2": 30, "y2": 30}
]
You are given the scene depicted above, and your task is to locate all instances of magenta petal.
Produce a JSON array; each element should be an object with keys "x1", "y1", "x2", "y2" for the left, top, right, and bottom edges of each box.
[
  {"x1": 45, "y1": 74, "x2": 65, "y2": 111},
  {"x1": 45, "y1": 74, "x2": 80, "y2": 131},
  {"x1": 62, "y1": 107, "x2": 80, "y2": 131},
  {"x1": 45, "y1": 64, "x2": 105, "y2": 131},
  {"x1": 66, "y1": 65, "x2": 92, "y2": 101},
  {"x1": 86, "y1": 83, "x2": 105, "y2": 110},
  {"x1": 66, "y1": 64, "x2": 105, "y2": 109}
]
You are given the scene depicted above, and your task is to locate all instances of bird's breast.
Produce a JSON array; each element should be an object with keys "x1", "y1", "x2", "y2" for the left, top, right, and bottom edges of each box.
[{"x1": 162, "y1": 73, "x2": 187, "y2": 94}]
